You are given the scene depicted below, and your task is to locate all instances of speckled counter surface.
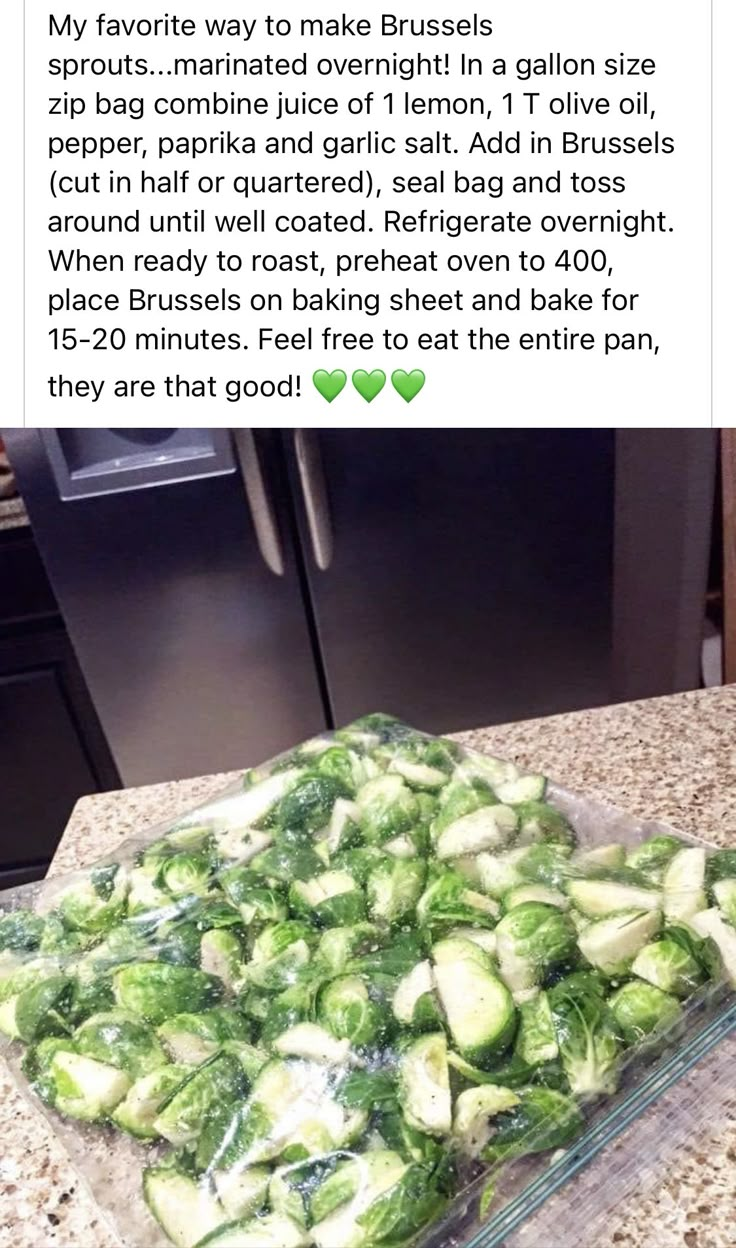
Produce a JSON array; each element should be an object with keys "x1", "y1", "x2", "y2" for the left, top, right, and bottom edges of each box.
[
  {"x1": 2, "y1": 686, "x2": 735, "y2": 1248},
  {"x1": 0, "y1": 496, "x2": 29, "y2": 531}
]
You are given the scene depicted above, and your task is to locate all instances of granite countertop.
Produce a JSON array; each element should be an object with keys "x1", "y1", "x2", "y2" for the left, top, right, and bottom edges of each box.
[
  {"x1": 2, "y1": 686, "x2": 735, "y2": 1247},
  {"x1": 0, "y1": 496, "x2": 29, "y2": 531}
]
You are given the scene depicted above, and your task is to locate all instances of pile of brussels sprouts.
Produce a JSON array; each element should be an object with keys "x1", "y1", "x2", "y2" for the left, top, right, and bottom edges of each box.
[{"x1": 1, "y1": 714, "x2": 735, "y2": 1248}]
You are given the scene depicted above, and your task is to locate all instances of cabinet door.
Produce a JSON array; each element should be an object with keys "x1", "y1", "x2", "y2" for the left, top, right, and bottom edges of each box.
[
  {"x1": 287, "y1": 430, "x2": 615, "y2": 731},
  {"x1": 0, "y1": 643, "x2": 100, "y2": 867}
]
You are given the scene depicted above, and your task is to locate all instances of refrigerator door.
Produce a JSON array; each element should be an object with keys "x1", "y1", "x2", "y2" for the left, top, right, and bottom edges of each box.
[
  {"x1": 288, "y1": 429, "x2": 616, "y2": 731},
  {"x1": 5, "y1": 429, "x2": 327, "y2": 784}
]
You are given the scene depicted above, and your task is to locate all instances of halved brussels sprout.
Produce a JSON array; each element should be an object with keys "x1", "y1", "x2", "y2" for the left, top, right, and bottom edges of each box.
[
  {"x1": 504, "y1": 885, "x2": 568, "y2": 912},
  {"x1": 154, "y1": 1052, "x2": 246, "y2": 1146},
  {"x1": 481, "y1": 1086, "x2": 584, "y2": 1162},
  {"x1": 311, "y1": 1150, "x2": 411, "y2": 1248},
  {"x1": 713, "y1": 878, "x2": 736, "y2": 927},
  {"x1": 159, "y1": 852, "x2": 214, "y2": 899},
  {"x1": 356, "y1": 775, "x2": 419, "y2": 845},
  {"x1": 113, "y1": 962, "x2": 223, "y2": 1025},
  {"x1": 566, "y1": 879, "x2": 662, "y2": 918},
  {"x1": 689, "y1": 908, "x2": 736, "y2": 987},
  {"x1": 631, "y1": 936, "x2": 705, "y2": 998},
  {"x1": 74, "y1": 1009, "x2": 168, "y2": 1076},
  {"x1": 625, "y1": 835, "x2": 682, "y2": 881},
  {"x1": 608, "y1": 981, "x2": 681, "y2": 1044},
  {"x1": 214, "y1": 1165, "x2": 270, "y2": 1223},
  {"x1": 416, "y1": 869, "x2": 499, "y2": 939},
  {"x1": 662, "y1": 848, "x2": 707, "y2": 922},
  {"x1": 111, "y1": 1064, "x2": 190, "y2": 1138},
  {"x1": 51, "y1": 866, "x2": 129, "y2": 934},
  {"x1": 143, "y1": 1167, "x2": 226, "y2": 1248},
  {"x1": 515, "y1": 991, "x2": 558, "y2": 1065},
  {"x1": 247, "y1": 923, "x2": 315, "y2": 992},
  {"x1": 0, "y1": 910, "x2": 45, "y2": 952},
  {"x1": 319, "y1": 975, "x2": 386, "y2": 1047},
  {"x1": 158, "y1": 1008, "x2": 250, "y2": 1065},
  {"x1": 548, "y1": 979, "x2": 621, "y2": 1095},
  {"x1": 399, "y1": 1032, "x2": 452, "y2": 1136},
  {"x1": 514, "y1": 802, "x2": 574, "y2": 849},
  {"x1": 495, "y1": 903, "x2": 577, "y2": 1000},
  {"x1": 272, "y1": 1022, "x2": 351, "y2": 1066},
  {"x1": 435, "y1": 805, "x2": 518, "y2": 861},
  {"x1": 44, "y1": 1049, "x2": 132, "y2": 1121},
  {"x1": 199, "y1": 930, "x2": 245, "y2": 992},
  {"x1": 273, "y1": 773, "x2": 352, "y2": 838},
  {"x1": 432, "y1": 938, "x2": 516, "y2": 1066},
  {"x1": 316, "y1": 923, "x2": 382, "y2": 975}
]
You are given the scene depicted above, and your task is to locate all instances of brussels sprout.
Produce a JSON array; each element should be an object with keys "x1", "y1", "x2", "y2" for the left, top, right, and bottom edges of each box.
[
  {"x1": 0, "y1": 973, "x2": 72, "y2": 1042},
  {"x1": 452, "y1": 1084, "x2": 520, "y2": 1156},
  {"x1": 366, "y1": 857, "x2": 426, "y2": 927},
  {"x1": 38, "y1": 915, "x2": 91, "y2": 958},
  {"x1": 392, "y1": 960, "x2": 441, "y2": 1031},
  {"x1": 213, "y1": 1165, "x2": 270, "y2": 1223},
  {"x1": 53, "y1": 866, "x2": 129, "y2": 934},
  {"x1": 517, "y1": 844, "x2": 573, "y2": 890},
  {"x1": 158, "y1": 1008, "x2": 250, "y2": 1065},
  {"x1": 315, "y1": 923, "x2": 382, "y2": 975},
  {"x1": 247, "y1": 923, "x2": 315, "y2": 992},
  {"x1": 23, "y1": 1034, "x2": 79, "y2": 1102},
  {"x1": 608, "y1": 981, "x2": 681, "y2": 1045},
  {"x1": 713, "y1": 878, "x2": 736, "y2": 927},
  {"x1": 200, "y1": 930, "x2": 245, "y2": 992},
  {"x1": 475, "y1": 848, "x2": 530, "y2": 899},
  {"x1": 481, "y1": 1087, "x2": 584, "y2": 1162},
  {"x1": 159, "y1": 852, "x2": 214, "y2": 899},
  {"x1": 435, "y1": 805, "x2": 518, "y2": 861},
  {"x1": 349, "y1": 1161, "x2": 447, "y2": 1247},
  {"x1": 514, "y1": 802, "x2": 575, "y2": 850},
  {"x1": 248, "y1": 844, "x2": 326, "y2": 885},
  {"x1": 663, "y1": 848, "x2": 707, "y2": 922},
  {"x1": 156, "y1": 919, "x2": 205, "y2": 968},
  {"x1": 44, "y1": 1049, "x2": 132, "y2": 1121},
  {"x1": 447, "y1": 926, "x2": 498, "y2": 957},
  {"x1": 314, "y1": 745, "x2": 380, "y2": 795},
  {"x1": 0, "y1": 910, "x2": 45, "y2": 952},
  {"x1": 220, "y1": 1039, "x2": 269, "y2": 1083},
  {"x1": 75, "y1": 1009, "x2": 168, "y2": 1076},
  {"x1": 143, "y1": 1166, "x2": 227, "y2": 1248},
  {"x1": 549, "y1": 981, "x2": 621, "y2": 1095},
  {"x1": 78, "y1": 922, "x2": 151, "y2": 977},
  {"x1": 432, "y1": 939, "x2": 516, "y2": 1066},
  {"x1": 113, "y1": 962, "x2": 223, "y2": 1024},
  {"x1": 495, "y1": 903, "x2": 577, "y2": 1000},
  {"x1": 194, "y1": 768, "x2": 305, "y2": 834},
  {"x1": 347, "y1": 930, "x2": 426, "y2": 983},
  {"x1": 504, "y1": 885, "x2": 568, "y2": 912},
  {"x1": 319, "y1": 975, "x2": 386, "y2": 1047},
  {"x1": 454, "y1": 753, "x2": 519, "y2": 791},
  {"x1": 398, "y1": 1032, "x2": 452, "y2": 1136},
  {"x1": 166, "y1": 824, "x2": 215, "y2": 852},
  {"x1": 631, "y1": 936, "x2": 705, "y2": 998},
  {"x1": 310, "y1": 1150, "x2": 411, "y2": 1248},
  {"x1": 289, "y1": 871, "x2": 366, "y2": 928},
  {"x1": 515, "y1": 991, "x2": 558, "y2": 1065},
  {"x1": 578, "y1": 909, "x2": 662, "y2": 977},
  {"x1": 322, "y1": 799, "x2": 363, "y2": 856},
  {"x1": 416, "y1": 869, "x2": 499, "y2": 939},
  {"x1": 273, "y1": 773, "x2": 352, "y2": 838},
  {"x1": 566, "y1": 879, "x2": 662, "y2": 918},
  {"x1": 388, "y1": 757, "x2": 450, "y2": 791},
  {"x1": 154, "y1": 1052, "x2": 246, "y2": 1145},
  {"x1": 689, "y1": 908, "x2": 736, "y2": 987},
  {"x1": 197, "y1": 1212, "x2": 310, "y2": 1248},
  {"x1": 272, "y1": 1022, "x2": 351, "y2": 1067},
  {"x1": 111, "y1": 1064, "x2": 190, "y2": 1138},
  {"x1": 705, "y1": 849, "x2": 736, "y2": 887},
  {"x1": 126, "y1": 865, "x2": 174, "y2": 918},
  {"x1": 377, "y1": 1109, "x2": 443, "y2": 1166},
  {"x1": 625, "y1": 835, "x2": 682, "y2": 881},
  {"x1": 573, "y1": 844, "x2": 626, "y2": 872},
  {"x1": 356, "y1": 775, "x2": 419, "y2": 845}
]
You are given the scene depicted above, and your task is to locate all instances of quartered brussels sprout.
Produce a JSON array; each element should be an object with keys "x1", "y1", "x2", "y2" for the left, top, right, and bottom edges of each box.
[{"x1": 7, "y1": 715, "x2": 730, "y2": 1248}]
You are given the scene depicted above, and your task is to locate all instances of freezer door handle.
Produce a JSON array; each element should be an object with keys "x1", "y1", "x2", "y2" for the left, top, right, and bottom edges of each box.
[
  {"x1": 294, "y1": 430, "x2": 333, "y2": 571},
  {"x1": 231, "y1": 429, "x2": 285, "y2": 576}
]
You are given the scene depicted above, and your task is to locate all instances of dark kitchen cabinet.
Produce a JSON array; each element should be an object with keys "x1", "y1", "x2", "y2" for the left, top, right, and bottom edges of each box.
[{"x1": 0, "y1": 521, "x2": 119, "y2": 882}]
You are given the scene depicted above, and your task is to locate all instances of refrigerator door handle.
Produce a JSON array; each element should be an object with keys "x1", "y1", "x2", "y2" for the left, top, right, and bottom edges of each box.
[
  {"x1": 231, "y1": 429, "x2": 285, "y2": 576},
  {"x1": 294, "y1": 430, "x2": 333, "y2": 571}
]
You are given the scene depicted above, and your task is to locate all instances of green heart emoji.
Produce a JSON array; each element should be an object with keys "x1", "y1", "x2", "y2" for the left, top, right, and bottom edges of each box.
[
  {"x1": 313, "y1": 369, "x2": 347, "y2": 402},
  {"x1": 352, "y1": 369, "x2": 386, "y2": 403},
  {"x1": 391, "y1": 369, "x2": 426, "y2": 403}
]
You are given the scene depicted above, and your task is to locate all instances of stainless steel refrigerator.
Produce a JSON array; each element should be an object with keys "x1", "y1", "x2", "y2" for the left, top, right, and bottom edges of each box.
[{"x1": 4, "y1": 428, "x2": 716, "y2": 786}]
